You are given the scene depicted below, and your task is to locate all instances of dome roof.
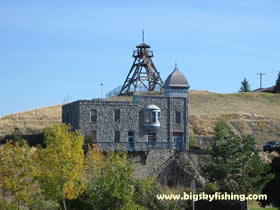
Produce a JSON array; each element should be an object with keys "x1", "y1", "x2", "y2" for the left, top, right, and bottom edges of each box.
[
  {"x1": 136, "y1": 42, "x2": 151, "y2": 48},
  {"x1": 144, "y1": 104, "x2": 160, "y2": 110},
  {"x1": 164, "y1": 65, "x2": 190, "y2": 88}
]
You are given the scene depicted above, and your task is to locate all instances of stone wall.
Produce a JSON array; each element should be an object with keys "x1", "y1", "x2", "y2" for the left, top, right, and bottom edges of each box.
[
  {"x1": 62, "y1": 94, "x2": 189, "y2": 151},
  {"x1": 132, "y1": 149, "x2": 174, "y2": 178},
  {"x1": 78, "y1": 100, "x2": 138, "y2": 142},
  {"x1": 131, "y1": 149, "x2": 206, "y2": 188}
]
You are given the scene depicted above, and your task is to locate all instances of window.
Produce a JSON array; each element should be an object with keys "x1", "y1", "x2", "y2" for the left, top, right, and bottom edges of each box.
[
  {"x1": 175, "y1": 111, "x2": 181, "y2": 124},
  {"x1": 148, "y1": 132, "x2": 156, "y2": 145},
  {"x1": 143, "y1": 105, "x2": 161, "y2": 127},
  {"x1": 114, "y1": 130, "x2": 120, "y2": 143},
  {"x1": 92, "y1": 130, "x2": 97, "y2": 142},
  {"x1": 128, "y1": 131, "x2": 134, "y2": 136},
  {"x1": 85, "y1": 130, "x2": 97, "y2": 144},
  {"x1": 145, "y1": 111, "x2": 149, "y2": 123},
  {"x1": 114, "y1": 109, "x2": 120, "y2": 122},
  {"x1": 151, "y1": 112, "x2": 156, "y2": 123},
  {"x1": 90, "y1": 109, "x2": 97, "y2": 123},
  {"x1": 128, "y1": 131, "x2": 135, "y2": 151}
]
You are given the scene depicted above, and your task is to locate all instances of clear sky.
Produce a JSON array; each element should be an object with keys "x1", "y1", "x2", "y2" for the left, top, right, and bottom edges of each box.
[{"x1": 1, "y1": 0, "x2": 280, "y2": 117}]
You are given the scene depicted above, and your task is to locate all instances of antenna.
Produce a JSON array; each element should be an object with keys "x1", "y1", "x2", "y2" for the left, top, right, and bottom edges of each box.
[
  {"x1": 142, "y1": 30, "x2": 144, "y2": 42},
  {"x1": 257, "y1": 73, "x2": 265, "y2": 89}
]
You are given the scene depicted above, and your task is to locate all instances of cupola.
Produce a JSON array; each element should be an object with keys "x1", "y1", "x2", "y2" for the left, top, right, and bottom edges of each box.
[{"x1": 164, "y1": 65, "x2": 190, "y2": 97}]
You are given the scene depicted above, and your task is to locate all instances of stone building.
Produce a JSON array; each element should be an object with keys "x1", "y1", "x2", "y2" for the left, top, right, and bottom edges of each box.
[{"x1": 62, "y1": 65, "x2": 190, "y2": 152}]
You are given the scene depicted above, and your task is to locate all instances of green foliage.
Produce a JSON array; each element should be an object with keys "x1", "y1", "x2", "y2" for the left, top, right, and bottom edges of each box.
[
  {"x1": 214, "y1": 119, "x2": 234, "y2": 142},
  {"x1": 35, "y1": 124, "x2": 85, "y2": 209},
  {"x1": 204, "y1": 182, "x2": 219, "y2": 194},
  {"x1": 28, "y1": 195, "x2": 60, "y2": 210},
  {"x1": 0, "y1": 140, "x2": 39, "y2": 208},
  {"x1": 203, "y1": 120, "x2": 273, "y2": 195},
  {"x1": 189, "y1": 136, "x2": 201, "y2": 150},
  {"x1": 133, "y1": 178, "x2": 165, "y2": 209},
  {"x1": 84, "y1": 150, "x2": 140, "y2": 209},
  {"x1": 239, "y1": 78, "x2": 251, "y2": 92},
  {"x1": 0, "y1": 200, "x2": 18, "y2": 210},
  {"x1": 0, "y1": 125, "x2": 170, "y2": 209},
  {"x1": 4, "y1": 131, "x2": 25, "y2": 146},
  {"x1": 274, "y1": 71, "x2": 280, "y2": 93},
  {"x1": 260, "y1": 157, "x2": 280, "y2": 208},
  {"x1": 82, "y1": 146, "x2": 166, "y2": 210},
  {"x1": 189, "y1": 136, "x2": 196, "y2": 146}
]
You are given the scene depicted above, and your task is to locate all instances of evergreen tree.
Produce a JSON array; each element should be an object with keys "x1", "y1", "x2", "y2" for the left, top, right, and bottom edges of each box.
[
  {"x1": 239, "y1": 78, "x2": 251, "y2": 92},
  {"x1": 203, "y1": 120, "x2": 273, "y2": 210},
  {"x1": 274, "y1": 71, "x2": 280, "y2": 93}
]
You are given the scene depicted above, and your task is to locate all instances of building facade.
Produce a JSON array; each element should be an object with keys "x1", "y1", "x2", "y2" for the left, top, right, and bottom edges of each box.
[{"x1": 62, "y1": 66, "x2": 190, "y2": 151}]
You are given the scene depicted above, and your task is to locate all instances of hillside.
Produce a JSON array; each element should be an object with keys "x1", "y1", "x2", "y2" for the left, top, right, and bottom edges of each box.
[{"x1": 1, "y1": 91, "x2": 280, "y2": 148}]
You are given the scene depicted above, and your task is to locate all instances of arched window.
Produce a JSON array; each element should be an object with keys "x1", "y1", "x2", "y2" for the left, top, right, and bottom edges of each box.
[{"x1": 144, "y1": 105, "x2": 161, "y2": 128}]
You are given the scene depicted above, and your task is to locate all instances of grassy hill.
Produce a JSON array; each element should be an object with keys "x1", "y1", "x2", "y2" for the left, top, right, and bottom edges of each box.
[{"x1": 1, "y1": 90, "x2": 280, "y2": 148}]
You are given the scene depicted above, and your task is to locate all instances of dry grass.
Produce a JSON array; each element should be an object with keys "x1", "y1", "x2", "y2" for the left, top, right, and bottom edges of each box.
[
  {"x1": 188, "y1": 90, "x2": 280, "y2": 148},
  {"x1": 1, "y1": 91, "x2": 280, "y2": 148},
  {"x1": 189, "y1": 90, "x2": 280, "y2": 118},
  {"x1": 0, "y1": 104, "x2": 63, "y2": 137}
]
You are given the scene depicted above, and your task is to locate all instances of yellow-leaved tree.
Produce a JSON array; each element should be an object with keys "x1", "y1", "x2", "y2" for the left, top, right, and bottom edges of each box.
[
  {"x1": 36, "y1": 124, "x2": 84, "y2": 210},
  {"x1": 0, "y1": 141, "x2": 39, "y2": 209}
]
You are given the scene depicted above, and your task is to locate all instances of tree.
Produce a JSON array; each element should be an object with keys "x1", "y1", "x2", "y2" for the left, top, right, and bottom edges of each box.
[
  {"x1": 260, "y1": 156, "x2": 280, "y2": 208},
  {"x1": 274, "y1": 71, "x2": 280, "y2": 93},
  {"x1": 239, "y1": 78, "x2": 251, "y2": 92},
  {"x1": 81, "y1": 146, "x2": 164, "y2": 209},
  {"x1": 203, "y1": 120, "x2": 273, "y2": 210},
  {"x1": 35, "y1": 124, "x2": 85, "y2": 210},
  {"x1": 83, "y1": 148, "x2": 140, "y2": 209},
  {"x1": 0, "y1": 141, "x2": 39, "y2": 209}
]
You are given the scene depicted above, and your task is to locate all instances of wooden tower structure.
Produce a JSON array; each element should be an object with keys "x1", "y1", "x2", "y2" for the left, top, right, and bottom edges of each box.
[{"x1": 119, "y1": 33, "x2": 164, "y2": 95}]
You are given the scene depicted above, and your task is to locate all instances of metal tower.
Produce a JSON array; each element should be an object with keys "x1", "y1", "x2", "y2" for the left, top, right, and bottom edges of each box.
[{"x1": 119, "y1": 35, "x2": 164, "y2": 95}]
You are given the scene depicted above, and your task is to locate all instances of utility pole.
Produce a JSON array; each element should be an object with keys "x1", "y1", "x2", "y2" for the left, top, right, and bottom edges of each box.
[
  {"x1": 191, "y1": 180, "x2": 196, "y2": 210},
  {"x1": 257, "y1": 73, "x2": 265, "y2": 89}
]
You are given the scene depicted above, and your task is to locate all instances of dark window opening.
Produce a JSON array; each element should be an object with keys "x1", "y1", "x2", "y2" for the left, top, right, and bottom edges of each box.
[
  {"x1": 85, "y1": 130, "x2": 97, "y2": 144},
  {"x1": 114, "y1": 130, "x2": 120, "y2": 143},
  {"x1": 128, "y1": 131, "x2": 134, "y2": 136},
  {"x1": 148, "y1": 132, "x2": 156, "y2": 145},
  {"x1": 90, "y1": 109, "x2": 97, "y2": 123},
  {"x1": 151, "y1": 112, "x2": 156, "y2": 123},
  {"x1": 114, "y1": 109, "x2": 120, "y2": 122},
  {"x1": 92, "y1": 130, "x2": 97, "y2": 142},
  {"x1": 175, "y1": 111, "x2": 181, "y2": 124}
]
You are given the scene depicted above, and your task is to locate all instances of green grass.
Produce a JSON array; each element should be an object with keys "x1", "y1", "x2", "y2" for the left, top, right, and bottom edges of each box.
[{"x1": 248, "y1": 200, "x2": 277, "y2": 210}]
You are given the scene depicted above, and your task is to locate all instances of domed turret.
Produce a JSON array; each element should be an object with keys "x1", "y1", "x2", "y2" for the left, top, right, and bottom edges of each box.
[{"x1": 164, "y1": 65, "x2": 190, "y2": 97}]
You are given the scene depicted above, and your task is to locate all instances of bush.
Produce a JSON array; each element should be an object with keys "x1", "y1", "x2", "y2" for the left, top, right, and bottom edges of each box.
[{"x1": 204, "y1": 182, "x2": 219, "y2": 194}]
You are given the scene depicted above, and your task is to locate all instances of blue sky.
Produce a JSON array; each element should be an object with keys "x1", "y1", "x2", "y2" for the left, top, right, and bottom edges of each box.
[{"x1": 1, "y1": 0, "x2": 280, "y2": 117}]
